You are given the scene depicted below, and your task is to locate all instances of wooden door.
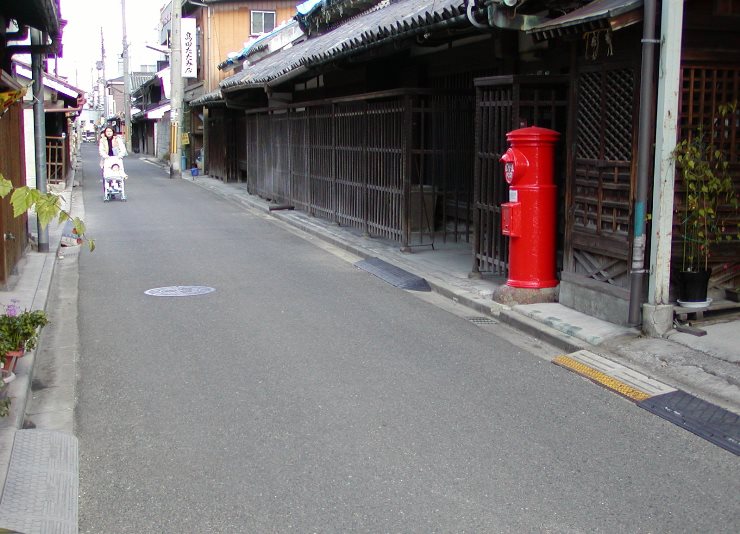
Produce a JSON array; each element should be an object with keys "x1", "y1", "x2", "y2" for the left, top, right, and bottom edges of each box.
[{"x1": 562, "y1": 63, "x2": 638, "y2": 298}]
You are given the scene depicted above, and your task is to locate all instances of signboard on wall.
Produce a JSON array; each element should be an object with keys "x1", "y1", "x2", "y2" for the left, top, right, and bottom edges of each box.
[{"x1": 181, "y1": 18, "x2": 197, "y2": 78}]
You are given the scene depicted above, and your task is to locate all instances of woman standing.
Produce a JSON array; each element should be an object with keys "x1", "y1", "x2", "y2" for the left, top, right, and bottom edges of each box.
[
  {"x1": 98, "y1": 127, "x2": 128, "y2": 200},
  {"x1": 98, "y1": 126, "x2": 128, "y2": 174}
]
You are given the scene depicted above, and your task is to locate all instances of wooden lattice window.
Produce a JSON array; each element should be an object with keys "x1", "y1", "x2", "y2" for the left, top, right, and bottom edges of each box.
[
  {"x1": 677, "y1": 65, "x2": 740, "y2": 269},
  {"x1": 573, "y1": 67, "x2": 635, "y2": 238},
  {"x1": 577, "y1": 69, "x2": 634, "y2": 162},
  {"x1": 680, "y1": 66, "x2": 740, "y2": 164}
]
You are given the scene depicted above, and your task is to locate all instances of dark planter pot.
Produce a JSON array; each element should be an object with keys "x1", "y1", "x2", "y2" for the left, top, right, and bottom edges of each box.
[{"x1": 677, "y1": 269, "x2": 711, "y2": 302}]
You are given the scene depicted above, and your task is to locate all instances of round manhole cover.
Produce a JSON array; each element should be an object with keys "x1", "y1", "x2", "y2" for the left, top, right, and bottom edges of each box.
[{"x1": 144, "y1": 286, "x2": 215, "y2": 297}]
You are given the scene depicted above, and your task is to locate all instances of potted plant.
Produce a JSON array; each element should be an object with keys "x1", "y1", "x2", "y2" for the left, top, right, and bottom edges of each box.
[
  {"x1": 673, "y1": 102, "x2": 739, "y2": 305},
  {"x1": 0, "y1": 377, "x2": 9, "y2": 417},
  {"x1": 0, "y1": 300, "x2": 49, "y2": 372}
]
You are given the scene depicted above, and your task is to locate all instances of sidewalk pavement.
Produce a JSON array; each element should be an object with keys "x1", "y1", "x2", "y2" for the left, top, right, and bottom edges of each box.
[
  {"x1": 0, "y1": 158, "x2": 738, "y2": 530},
  {"x1": 0, "y1": 180, "x2": 81, "y2": 533}
]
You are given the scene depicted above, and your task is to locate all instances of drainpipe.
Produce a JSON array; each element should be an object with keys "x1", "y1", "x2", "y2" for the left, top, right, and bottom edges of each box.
[{"x1": 628, "y1": 0, "x2": 659, "y2": 326}]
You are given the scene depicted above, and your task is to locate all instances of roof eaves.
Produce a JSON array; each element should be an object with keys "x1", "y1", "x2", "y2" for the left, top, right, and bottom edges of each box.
[
  {"x1": 12, "y1": 59, "x2": 84, "y2": 96},
  {"x1": 528, "y1": 0, "x2": 644, "y2": 41},
  {"x1": 220, "y1": 0, "x2": 468, "y2": 92},
  {"x1": 3, "y1": 0, "x2": 61, "y2": 37},
  {"x1": 188, "y1": 89, "x2": 223, "y2": 106}
]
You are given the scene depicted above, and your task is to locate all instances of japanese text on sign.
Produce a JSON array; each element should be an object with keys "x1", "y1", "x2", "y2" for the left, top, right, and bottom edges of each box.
[{"x1": 181, "y1": 18, "x2": 197, "y2": 78}]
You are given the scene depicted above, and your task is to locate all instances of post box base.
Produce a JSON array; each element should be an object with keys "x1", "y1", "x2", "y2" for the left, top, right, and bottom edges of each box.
[
  {"x1": 506, "y1": 278, "x2": 559, "y2": 289},
  {"x1": 493, "y1": 285, "x2": 559, "y2": 306}
]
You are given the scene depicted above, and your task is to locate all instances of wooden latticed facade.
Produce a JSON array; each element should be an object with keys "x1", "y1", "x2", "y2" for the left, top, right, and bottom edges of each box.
[
  {"x1": 676, "y1": 64, "x2": 740, "y2": 289},
  {"x1": 562, "y1": 62, "x2": 637, "y2": 299},
  {"x1": 207, "y1": 106, "x2": 241, "y2": 182},
  {"x1": 240, "y1": 89, "x2": 474, "y2": 248},
  {"x1": 472, "y1": 75, "x2": 568, "y2": 277},
  {"x1": 46, "y1": 136, "x2": 67, "y2": 184}
]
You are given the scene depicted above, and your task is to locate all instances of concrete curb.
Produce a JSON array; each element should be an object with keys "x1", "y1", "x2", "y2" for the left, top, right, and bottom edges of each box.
[{"x1": 497, "y1": 309, "x2": 589, "y2": 354}]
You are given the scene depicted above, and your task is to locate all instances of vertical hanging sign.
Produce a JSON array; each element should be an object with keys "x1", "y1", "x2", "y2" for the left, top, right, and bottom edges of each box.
[{"x1": 181, "y1": 17, "x2": 197, "y2": 78}]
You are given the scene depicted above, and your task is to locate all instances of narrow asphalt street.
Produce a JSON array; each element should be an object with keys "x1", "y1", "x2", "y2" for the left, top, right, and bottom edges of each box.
[{"x1": 74, "y1": 144, "x2": 738, "y2": 533}]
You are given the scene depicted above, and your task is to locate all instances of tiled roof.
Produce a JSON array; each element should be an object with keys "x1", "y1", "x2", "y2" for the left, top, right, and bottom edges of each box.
[
  {"x1": 13, "y1": 59, "x2": 84, "y2": 96},
  {"x1": 221, "y1": 0, "x2": 467, "y2": 91},
  {"x1": 189, "y1": 89, "x2": 223, "y2": 106},
  {"x1": 130, "y1": 72, "x2": 156, "y2": 91},
  {"x1": 295, "y1": 0, "x2": 381, "y2": 35}
]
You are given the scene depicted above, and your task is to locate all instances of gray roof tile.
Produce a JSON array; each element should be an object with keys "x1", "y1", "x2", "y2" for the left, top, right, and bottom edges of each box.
[{"x1": 221, "y1": 0, "x2": 467, "y2": 91}]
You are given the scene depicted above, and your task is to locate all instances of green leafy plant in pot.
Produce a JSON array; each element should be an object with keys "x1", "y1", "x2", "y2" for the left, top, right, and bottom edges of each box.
[
  {"x1": 0, "y1": 298, "x2": 49, "y2": 417},
  {"x1": 0, "y1": 335, "x2": 13, "y2": 416},
  {"x1": 673, "y1": 102, "x2": 740, "y2": 303},
  {"x1": 0, "y1": 375, "x2": 9, "y2": 417},
  {"x1": 0, "y1": 300, "x2": 49, "y2": 357}
]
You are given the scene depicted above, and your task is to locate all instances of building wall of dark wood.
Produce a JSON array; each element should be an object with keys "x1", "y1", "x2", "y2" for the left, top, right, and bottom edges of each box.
[
  {"x1": 529, "y1": 23, "x2": 642, "y2": 324},
  {"x1": 202, "y1": 2, "x2": 738, "y2": 324},
  {"x1": 675, "y1": 0, "x2": 740, "y2": 292},
  {"x1": 0, "y1": 102, "x2": 29, "y2": 288},
  {"x1": 223, "y1": 37, "x2": 512, "y2": 247},
  {"x1": 241, "y1": 89, "x2": 474, "y2": 248},
  {"x1": 207, "y1": 106, "x2": 241, "y2": 182}
]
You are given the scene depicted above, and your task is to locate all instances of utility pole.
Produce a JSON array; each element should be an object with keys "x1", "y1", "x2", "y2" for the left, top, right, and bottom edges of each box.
[
  {"x1": 169, "y1": 0, "x2": 183, "y2": 178},
  {"x1": 31, "y1": 29, "x2": 49, "y2": 253},
  {"x1": 121, "y1": 0, "x2": 132, "y2": 152},
  {"x1": 645, "y1": 0, "x2": 685, "y2": 335},
  {"x1": 100, "y1": 28, "x2": 107, "y2": 124}
]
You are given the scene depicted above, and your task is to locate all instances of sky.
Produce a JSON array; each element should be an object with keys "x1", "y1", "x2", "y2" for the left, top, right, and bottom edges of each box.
[{"x1": 55, "y1": 0, "x2": 167, "y2": 93}]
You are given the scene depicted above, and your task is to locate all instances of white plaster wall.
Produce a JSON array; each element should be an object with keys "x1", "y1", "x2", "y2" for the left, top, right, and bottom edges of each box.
[
  {"x1": 23, "y1": 108, "x2": 36, "y2": 188},
  {"x1": 155, "y1": 113, "x2": 171, "y2": 160}
]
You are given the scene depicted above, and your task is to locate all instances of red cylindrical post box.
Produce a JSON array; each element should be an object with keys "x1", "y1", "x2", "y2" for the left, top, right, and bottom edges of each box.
[{"x1": 499, "y1": 126, "x2": 560, "y2": 288}]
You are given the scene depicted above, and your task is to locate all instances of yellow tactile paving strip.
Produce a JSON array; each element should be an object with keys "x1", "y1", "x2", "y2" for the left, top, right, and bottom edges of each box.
[{"x1": 552, "y1": 355, "x2": 652, "y2": 402}]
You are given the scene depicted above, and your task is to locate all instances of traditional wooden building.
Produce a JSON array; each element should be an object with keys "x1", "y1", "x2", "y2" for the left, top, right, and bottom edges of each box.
[
  {"x1": 176, "y1": 0, "x2": 299, "y2": 172},
  {"x1": 0, "y1": 0, "x2": 64, "y2": 288},
  {"x1": 131, "y1": 71, "x2": 170, "y2": 158},
  {"x1": 13, "y1": 60, "x2": 84, "y2": 186},
  {"x1": 197, "y1": 0, "x2": 739, "y2": 330}
]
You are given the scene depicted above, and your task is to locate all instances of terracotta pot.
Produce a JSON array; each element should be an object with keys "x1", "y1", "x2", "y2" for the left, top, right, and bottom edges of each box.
[{"x1": 2, "y1": 348, "x2": 25, "y2": 373}]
